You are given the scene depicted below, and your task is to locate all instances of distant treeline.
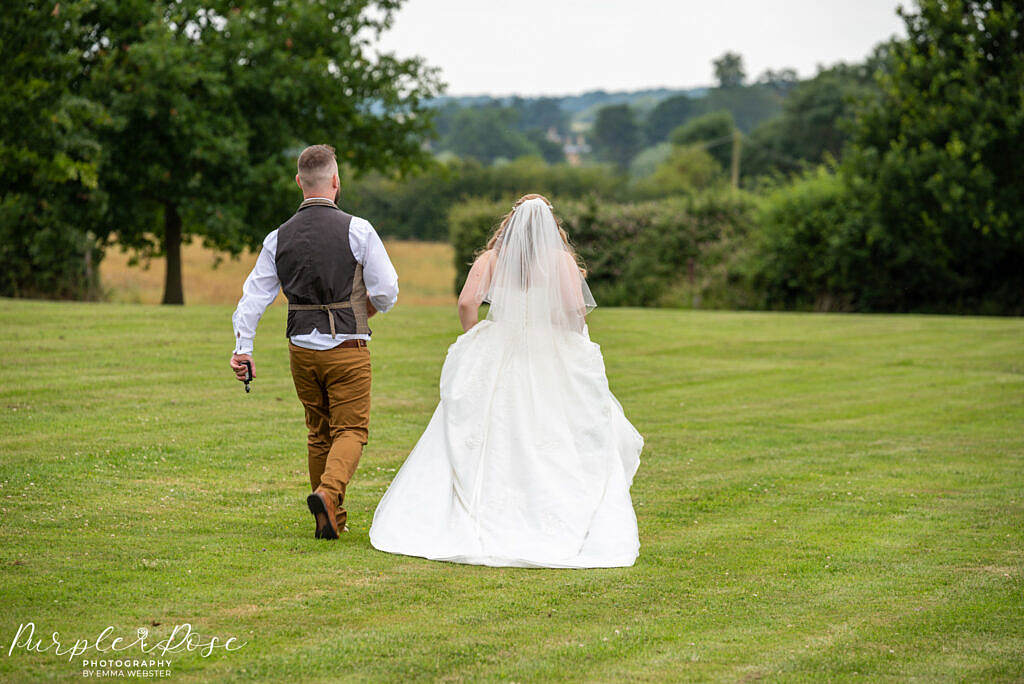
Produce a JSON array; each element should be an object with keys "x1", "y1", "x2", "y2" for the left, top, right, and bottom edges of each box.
[{"x1": 421, "y1": 52, "x2": 805, "y2": 168}]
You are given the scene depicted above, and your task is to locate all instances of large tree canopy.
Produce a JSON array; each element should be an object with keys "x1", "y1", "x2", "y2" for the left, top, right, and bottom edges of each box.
[
  {"x1": 439, "y1": 106, "x2": 538, "y2": 164},
  {"x1": 591, "y1": 104, "x2": 642, "y2": 170},
  {"x1": 712, "y1": 51, "x2": 746, "y2": 89},
  {"x1": 0, "y1": 3, "x2": 109, "y2": 299},
  {"x1": 741, "y1": 55, "x2": 886, "y2": 179},
  {"x1": 670, "y1": 111, "x2": 736, "y2": 170},
  {"x1": 841, "y1": 0, "x2": 1024, "y2": 312},
  {"x1": 754, "y1": 0, "x2": 1024, "y2": 314},
  {"x1": 644, "y1": 94, "x2": 703, "y2": 145},
  {"x1": 83, "y1": 0, "x2": 441, "y2": 303}
]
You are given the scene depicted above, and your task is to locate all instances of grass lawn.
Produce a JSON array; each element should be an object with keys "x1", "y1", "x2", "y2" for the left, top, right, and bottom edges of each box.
[{"x1": 0, "y1": 298, "x2": 1022, "y2": 682}]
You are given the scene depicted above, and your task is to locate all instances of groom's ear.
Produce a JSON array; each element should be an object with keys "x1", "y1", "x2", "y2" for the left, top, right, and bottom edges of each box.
[{"x1": 295, "y1": 174, "x2": 302, "y2": 190}]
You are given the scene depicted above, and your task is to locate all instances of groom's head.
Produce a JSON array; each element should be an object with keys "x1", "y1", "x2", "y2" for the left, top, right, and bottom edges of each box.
[{"x1": 295, "y1": 144, "x2": 340, "y2": 201}]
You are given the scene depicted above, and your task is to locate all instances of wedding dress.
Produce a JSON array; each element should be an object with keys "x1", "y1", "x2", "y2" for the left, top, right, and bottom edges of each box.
[{"x1": 369, "y1": 198, "x2": 642, "y2": 568}]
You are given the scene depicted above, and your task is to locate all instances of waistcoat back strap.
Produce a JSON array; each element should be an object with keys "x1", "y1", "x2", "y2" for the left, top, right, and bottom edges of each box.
[{"x1": 286, "y1": 301, "x2": 352, "y2": 338}]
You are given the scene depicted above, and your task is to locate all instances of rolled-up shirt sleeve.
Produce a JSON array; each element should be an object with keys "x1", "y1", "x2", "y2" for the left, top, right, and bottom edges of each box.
[
  {"x1": 231, "y1": 230, "x2": 281, "y2": 355},
  {"x1": 351, "y1": 217, "x2": 399, "y2": 314}
]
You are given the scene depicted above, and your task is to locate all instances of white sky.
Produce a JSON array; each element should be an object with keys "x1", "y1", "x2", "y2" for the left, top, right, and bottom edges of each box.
[{"x1": 375, "y1": 0, "x2": 906, "y2": 96}]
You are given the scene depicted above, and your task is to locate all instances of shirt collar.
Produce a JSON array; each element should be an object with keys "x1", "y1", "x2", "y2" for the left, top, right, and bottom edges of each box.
[{"x1": 298, "y1": 196, "x2": 339, "y2": 210}]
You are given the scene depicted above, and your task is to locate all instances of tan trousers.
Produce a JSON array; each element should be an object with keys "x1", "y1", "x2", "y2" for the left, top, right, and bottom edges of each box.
[{"x1": 289, "y1": 342, "x2": 371, "y2": 529}]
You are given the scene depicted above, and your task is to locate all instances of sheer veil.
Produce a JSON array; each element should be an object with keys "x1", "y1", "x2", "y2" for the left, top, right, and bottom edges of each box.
[{"x1": 477, "y1": 197, "x2": 596, "y2": 334}]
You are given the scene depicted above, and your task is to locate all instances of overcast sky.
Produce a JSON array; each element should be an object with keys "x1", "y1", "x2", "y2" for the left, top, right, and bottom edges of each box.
[{"x1": 375, "y1": 0, "x2": 906, "y2": 96}]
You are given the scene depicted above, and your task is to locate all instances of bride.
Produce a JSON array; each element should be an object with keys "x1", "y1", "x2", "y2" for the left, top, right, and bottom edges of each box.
[{"x1": 369, "y1": 194, "x2": 643, "y2": 568}]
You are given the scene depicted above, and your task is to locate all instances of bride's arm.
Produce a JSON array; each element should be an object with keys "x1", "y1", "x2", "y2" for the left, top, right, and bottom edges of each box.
[
  {"x1": 558, "y1": 252, "x2": 587, "y2": 332},
  {"x1": 457, "y1": 251, "x2": 494, "y2": 332}
]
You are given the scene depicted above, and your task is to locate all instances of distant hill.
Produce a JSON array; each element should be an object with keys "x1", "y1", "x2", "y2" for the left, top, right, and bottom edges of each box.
[
  {"x1": 424, "y1": 82, "x2": 785, "y2": 164},
  {"x1": 428, "y1": 87, "x2": 713, "y2": 134},
  {"x1": 429, "y1": 86, "x2": 709, "y2": 116}
]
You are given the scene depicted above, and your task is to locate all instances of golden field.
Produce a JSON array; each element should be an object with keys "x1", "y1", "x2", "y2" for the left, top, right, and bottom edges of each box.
[{"x1": 101, "y1": 239, "x2": 457, "y2": 307}]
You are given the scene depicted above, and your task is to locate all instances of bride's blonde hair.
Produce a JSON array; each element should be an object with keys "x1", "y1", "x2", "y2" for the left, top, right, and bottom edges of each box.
[{"x1": 481, "y1": 194, "x2": 587, "y2": 276}]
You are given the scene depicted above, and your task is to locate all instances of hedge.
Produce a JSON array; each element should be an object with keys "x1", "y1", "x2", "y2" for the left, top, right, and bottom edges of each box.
[{"x1": 449, "y1": 191, "x2": 758, "y2": 308}]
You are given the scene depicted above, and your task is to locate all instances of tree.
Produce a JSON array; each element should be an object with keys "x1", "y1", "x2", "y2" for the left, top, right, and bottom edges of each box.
[
  {"x1": 86, "y1": 1, "x2": 441, "y2": 304},
  {"x1": 591, "y1": 104, "x2": 642, "y2": 170},
  {"x1": 737, "y1": 118, "x2": 802, "y2": 182},
  {"x1": 509, "y1": 97, "x2": 570, "y2": 135},
  {"x1": 0, "y1": 2, "x2": 109, "y2": 299},
  {"x1": 701, "y1": 84, "x2": 782, "y2": 132},
  {"x1": 712, "y1": 52, "x2": 746, "y2": 89},
  {"x1": 629, "y1": 143, "x2": 673, "y2": 179},
  {"x1": 440, "y1": 107, "x2": 538, "y2": 164},
  {"x1": 431, "y1": 101, "x2": 464, "y2": 142},
  {"x1": 755, "y1": 67, "x2": 799, "y2": 94},
  {"x1": 741, "y1": 60, "x2": 884, "y2": 178},
  {"x1": 774, "y1": 65, "x2": 869, "y2": 160},
  {"x1": 840, "y1": 0, "x2": 1024, "y2": 312},
  {"x1": 633, "y1": 145, "x2": 723, "y2": 199},
  {"x1": 524, "y1": 129, "x2": 566, "y2": 165},
  {"x1": 644, "y1": 94, "x2": 704, "y2": 145},
  {"x1": 670, "y1": 111, "x2": 736, "y2": 170}
]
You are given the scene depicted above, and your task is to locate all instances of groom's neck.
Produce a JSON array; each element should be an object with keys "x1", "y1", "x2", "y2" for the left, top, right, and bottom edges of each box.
[{"x1": 302, "y1": 189, "x2": 337, "y2": 203}]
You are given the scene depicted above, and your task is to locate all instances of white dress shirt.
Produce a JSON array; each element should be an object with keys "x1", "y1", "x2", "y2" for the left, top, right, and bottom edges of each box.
[{"x1": 231, "y1": 201, "x2": 399, "y2": 355}]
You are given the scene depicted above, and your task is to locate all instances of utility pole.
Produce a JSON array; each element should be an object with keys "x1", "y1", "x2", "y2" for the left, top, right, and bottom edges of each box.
[{"x1": 730, "y1": 128, "x2": 742, "y2": 189}]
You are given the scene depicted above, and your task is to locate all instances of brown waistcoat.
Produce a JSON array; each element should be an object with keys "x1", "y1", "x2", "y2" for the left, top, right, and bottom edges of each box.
[{"x1": 275, "y1": 198, "x2": 370, "y2": 339}]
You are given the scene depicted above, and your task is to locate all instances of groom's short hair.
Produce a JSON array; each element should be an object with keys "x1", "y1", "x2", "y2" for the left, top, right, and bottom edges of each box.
[{"x1": 297, "y1": 144, "x2": 338, "y2": 188}]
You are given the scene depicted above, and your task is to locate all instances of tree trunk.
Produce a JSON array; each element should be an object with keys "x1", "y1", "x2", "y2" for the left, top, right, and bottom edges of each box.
[{"x1": 162, "y1": 203, "x2": 184, "y2": 305}]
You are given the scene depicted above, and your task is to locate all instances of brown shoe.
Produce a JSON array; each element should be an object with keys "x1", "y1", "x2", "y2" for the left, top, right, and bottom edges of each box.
[{"x1": 306, "y1": 491, "x2": 339, "y2": 540}]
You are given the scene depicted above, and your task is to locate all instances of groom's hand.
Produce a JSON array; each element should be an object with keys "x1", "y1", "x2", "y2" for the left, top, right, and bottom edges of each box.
[{"x1": 230, "y1": 353, "x2": 253, "y2": 382}]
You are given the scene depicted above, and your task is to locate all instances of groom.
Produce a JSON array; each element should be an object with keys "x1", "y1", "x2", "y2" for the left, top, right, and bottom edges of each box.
[{"x1": 229, "y1": 144, "x2": 399, "y2": 540}]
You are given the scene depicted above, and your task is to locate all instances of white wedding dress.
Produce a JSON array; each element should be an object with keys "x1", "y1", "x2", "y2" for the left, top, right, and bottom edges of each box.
[{"x1": 369, "y1": 199, "x2": 643, "y2": 568}]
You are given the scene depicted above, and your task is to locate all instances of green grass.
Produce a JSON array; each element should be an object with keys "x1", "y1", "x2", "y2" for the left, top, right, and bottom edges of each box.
[{"x1": 1, "y1": 298, "x2": 1022, "y2": 682}]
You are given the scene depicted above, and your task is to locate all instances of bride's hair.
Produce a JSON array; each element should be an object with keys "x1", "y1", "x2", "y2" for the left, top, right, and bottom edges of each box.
[{"x1": 482, "y1": 194, "x2": 587, "y2": 276}]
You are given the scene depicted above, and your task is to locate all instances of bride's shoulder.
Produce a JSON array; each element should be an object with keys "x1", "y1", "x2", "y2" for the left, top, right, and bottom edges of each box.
[{"x1": 474, "y1": 249, "x2": 497, "y2": 269}]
